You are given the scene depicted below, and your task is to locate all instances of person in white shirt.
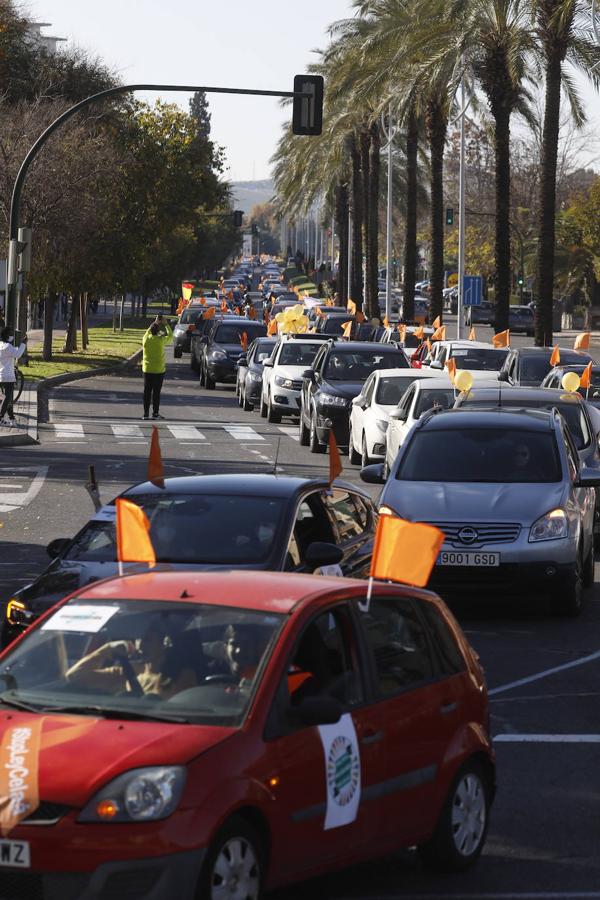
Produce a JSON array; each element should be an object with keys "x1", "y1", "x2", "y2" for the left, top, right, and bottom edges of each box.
[{"x1": 0, "y1": 327, "x2": 27, "y2": 423}]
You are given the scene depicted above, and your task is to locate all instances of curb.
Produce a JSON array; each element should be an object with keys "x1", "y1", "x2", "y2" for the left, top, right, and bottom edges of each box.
[{"x1": 0, "y1": 348, "x2": 143, "y2": 447}]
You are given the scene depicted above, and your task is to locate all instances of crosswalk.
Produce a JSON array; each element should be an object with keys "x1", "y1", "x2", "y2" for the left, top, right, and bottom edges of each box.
[{"x1": 44, "y1": 422, "x2": 299, "y2": 444}]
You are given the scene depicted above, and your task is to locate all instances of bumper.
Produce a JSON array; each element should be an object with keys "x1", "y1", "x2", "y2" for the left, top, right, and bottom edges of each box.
[
  {"x1": 206, "y1": 361, "x2": 237, "y2": 383},
  {"x1": 271, "y1": 386, "x2": 301, "y2": 413},
  {"x1": 0, "y1": 849, "x2": 205, "y2": 900},
  {"x1": 315, "y1": 407, "x2": 351, "y2": 445},
  {"x1": 245, "y1": 378, "x2": 263, "y2": 403},
  {"x1": 429, "y1": 556, "x2": 576, "y2": 596}
]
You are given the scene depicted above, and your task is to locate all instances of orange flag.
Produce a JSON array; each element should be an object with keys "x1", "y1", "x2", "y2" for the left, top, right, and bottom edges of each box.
[
  {"x1": 148, "y1": 425, "x2": 164, "y2": 487},
  {"x1": 414, "y1": 325, "x2": 424, "y2": 340},
  {"x1": 445, "y1": 358, "x2": 457, "y2": 384},
  {"x1": 468, "y1": 326, "x2": 476, "y2": 341},
  {"x1": 0, "y1": 718, "x2": 43, "y2": 836},
  {"x1": 248, "y1": 306, "x2": 256, "y2": 319},
  {"x1": 347, "y1": 298, "x2": 357, "y2": 316},
  {"x1": 203, "y1": 306, "x2": 216, "y2": 320},
  {"x1": 325, "y1": 299, "x2": 334, "y2": 307},
  {"x1": 383, "y1": 315, "x2": 390, "y2": 329},
  {"x1": 580, "y1": 361, "x2": 593, "y2": 389},
  {"x1": 233, "y1": 306, "x2": 241, "y2": 316},
  {"x1": 200, "y1": 297, "x2": 206, "y2": 306},
  {"x1": 432, "y1": 315, "x2": 441, "y2": 329},
  {"x1": 424, "y1": 338, "x2": 432, "y2": 352},
  {"x1": 220, "y1": 299, "x2": 228, "y2": 313},
  {"x1": 268, "y1": 317, "x2": 278, "y2": 336},
  {"x1": 342, "y1": 320, "x2": 353, "y2": 339},
  {"x1": 492, "y1": 329, "x2": 510, "y2": 348},
  {"x1": 115, "y1": 498, "x2": 156, "y2": 567},
  {"x1": 329, "y1": 431, "x2": 343, "y2": 484},
  {"x1": 240, "y1": 331, "x2": 248, "y2": 351},
  {"x1": 431, "y1": 325, "x2": 446, "y2": 341},
  {"x1": 370, "y1": 514, "x2": 444, "y2": 587},
  {"x1": 227, "y1": 290, "x2": 234, "y2": 301},
  {"x1": 398, "y1": 324, "x2": 407, "y2": 343},
  {"x1": 549, "y1": 345, "x2": 560, "y2": 367},
  {"x1": 574, "y1": 332, "x2": 591, "y2": 351}
]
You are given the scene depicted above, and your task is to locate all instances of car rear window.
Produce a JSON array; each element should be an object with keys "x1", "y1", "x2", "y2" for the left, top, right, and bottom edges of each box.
[
  {"x1": 397, "y1": 428, "x2": 562, "y2": 483},
  {"x1": 520, "y1": 356, "x2": 554, "y2": 382},
  {"x1": 214, "y1": 324, "x2": 267, "y2": 343},
  {"x1": 414, "y1": 387, "x2": 456, "y2": 416},
  {"x1": 463, "y1": 397, "x2": 590, "y2": 449},
  {"x1": 325, "y1": 350, "x2": 408, "y2": 381},
  {"x1": 450, "y1": 348, "x2": 508, "y2": 371}
]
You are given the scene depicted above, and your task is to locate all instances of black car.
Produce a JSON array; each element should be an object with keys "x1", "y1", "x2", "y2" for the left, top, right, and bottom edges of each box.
[
  {"x1": 542, "y1": 365, "x2": 600, "y2": 408},
  {"x1": 2, "y1": 475, "x2": 377, "y2": 646},
  {"x1": 498, "y1": 346, "x2": 594, "y2": 387},
  {"x1": 236, "y1": 336, "x2": 277, "y2": 411},
  {"x1": 200, "y1": 317, "x2": 267, "y2": 389},
  {"x1": 314, "y1": 313, "x2": 352, "y2": 336},
  {"x1": 189, "y1": 311, "x2": 229, "y2": 373},
  {"x1": 508, "y1": 305, "x2": 535, "y2": 336},
  {"x1": 173, "y1": 303, "x2": 220, "y2": 357},
  {"x1": 299, "y1": 339, "x2": 409, "y2": 452}
]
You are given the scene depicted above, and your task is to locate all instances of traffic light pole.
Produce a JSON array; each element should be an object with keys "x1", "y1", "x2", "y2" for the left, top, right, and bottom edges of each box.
[
  {"x1": 456, "y1": 68, "x2": 467, "y2": 340},
  {"x1": 5, "y1": 80, "x2": 318, "y2": 335}
]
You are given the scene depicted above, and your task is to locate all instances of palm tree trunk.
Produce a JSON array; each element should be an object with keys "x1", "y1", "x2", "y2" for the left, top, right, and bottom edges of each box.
[
  {"x1": 535, "y1": 52, "x2": 562, "y2": 346},
  {"x1": 349, "y1": 134, "x2": 364, "y2": 306},
  {"x1": 492, "y1": 103, "x2": 511, "y2": 333},
  {"x1": 366, "y1": 120, "x2": 381, "y2": 320},
  {"x1": 360, "y1": 127, "x2": 371, "y2": 314},
  {"x1": 62, "y1": 295, "x2": 78, "y2": 353},
  {"x1": 403, "y1": 106, "x2": 419, "y2": 323},
  {"x1": 335, "y1": 182, "x2": 350, "y2": 303},
  {"x1": 427, "y1": 100, "x2": 447, "y2": 324}
]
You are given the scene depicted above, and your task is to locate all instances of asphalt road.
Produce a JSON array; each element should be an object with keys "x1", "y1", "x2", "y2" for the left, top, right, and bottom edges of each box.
[{"x1": 2, "y1": 324, "x2": 600, "y2": 899}]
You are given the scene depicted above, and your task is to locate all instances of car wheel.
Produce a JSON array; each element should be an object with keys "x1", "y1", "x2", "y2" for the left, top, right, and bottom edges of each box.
[
  {"x1": 418, "y1": 759, "x2": 492, "y2": 873},
  {"x1": 199, "y1": 815, "x2": 265, "y2": 900},
  {"x1": 259, "y1": 392, "x2": 268, "y2": 418},
  {"x1": 584, "y1": 538, "x2": 595, "y2": 588},
  {"x1": 299, "y1": 412, "x2": 310, "y2": 446},
  {"x1": 361, "y1": 435, "x2": 373, "y2": 468},
  {"x1": 243, "y1": 390, "x2": 254, "y2": 412},
  {"x1": 173, "y1": 345, "x2": 182, "y2": 359},
  {"x1": 205, "y1": 370, "x2": 216, "y2": 390},
  {"x1": 199, "y1": 363, "x2": 206, "y2": 387},
  {"x1": 267, "y1": 396, "x2": 282, "y2": 424},
  {"x1": 553, "y1": 546, "x2": 585, "y2": 617},
  {"x1": 190, "y1": 355, "x2": 200, "y2": 374},
  {"x1": 309, "y1": 415, "x2": 326, "y2": 454},
  {"x1": 348, "y1": 424, "x2": 361, "y2": 465}
]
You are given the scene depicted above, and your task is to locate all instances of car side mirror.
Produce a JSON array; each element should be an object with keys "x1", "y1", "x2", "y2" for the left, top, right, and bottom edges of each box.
[
  {"x1": 237, "y1": 355, "x2": 248, "y2": 367},
  {"x1": 360, "y1": 463, "x2": 386, "y2": 484},
  {"x1": 47, "y1": 538, "x2": 70, "y2": 559},
  {"x1": 498, "y1": 369, "x2": 509, "y2": 382},
  {"x1": 390, "y1": 408, "x2": 408, "y2": 422},
  {"x1": 263, "y1": 359, "x2": 273, "y2": 367},
  {"x1": 576, "y1": 469, "x2": 600, "y2": 488},
  {"x1": 430, "y1": 360, "x2": 443, "y2": 370},
  {"x1": 200, "y1": 335, "x2": 209, "y2": 344},
  {"x1": 305, "y1": 542, "x2": 344, "y2": 569},
  {"x1": 302, "y1": 369, "x2": 315, "y2": 381},
  {"x1": 290, "y1": 695, "x2": 343, "y2": 727}
]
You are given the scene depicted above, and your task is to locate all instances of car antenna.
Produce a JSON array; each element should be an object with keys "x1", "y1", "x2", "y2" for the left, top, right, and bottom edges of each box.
[{"x1": 272, "y1": 437, "x2": 282, "y2": 476}]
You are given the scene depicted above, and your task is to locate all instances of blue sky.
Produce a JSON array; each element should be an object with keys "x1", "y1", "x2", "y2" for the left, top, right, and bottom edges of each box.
[{"x1": 25, "y1": 0, "x2": 354, "y2": 181}]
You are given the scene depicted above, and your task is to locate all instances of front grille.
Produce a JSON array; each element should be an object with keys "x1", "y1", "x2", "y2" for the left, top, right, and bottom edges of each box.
[
  {"x1": 426, "y1": 522, "x2": 521, "y2": 546},
  {"x1": 290, "y1": 380, "x2": 303, "y2": 391},
  {"x1": 24, "y1": 802, "x2": 70, "y2": 826}
]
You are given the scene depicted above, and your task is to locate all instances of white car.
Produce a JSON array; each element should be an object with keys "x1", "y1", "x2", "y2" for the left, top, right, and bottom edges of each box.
[
  {"x1": 426, "y1": 340, "x2": 508, "y2": 380},
  {"x1": 260, "y1": 336, "x2": 327, "y2": 422},
  {"x1": 349, "y1": 367, "x2": 441, "y2": 467},
  {"x1": 384, "y1": 376, "x2": 458, "y2": 475}
]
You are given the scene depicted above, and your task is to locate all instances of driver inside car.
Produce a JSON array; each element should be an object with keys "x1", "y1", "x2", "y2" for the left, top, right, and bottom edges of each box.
[
  {"x1": 202, "y1": 624, "x2": 270, "y2": 689},
  {"x1": 66, "y1": 621, "x2": 197, "y2": 699}
]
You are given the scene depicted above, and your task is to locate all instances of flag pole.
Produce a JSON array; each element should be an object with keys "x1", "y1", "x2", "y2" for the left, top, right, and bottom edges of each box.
[
  {"x1": 358, "y1": 576, "x2": 374, "y2": 613},
  {"x1": 118, "y1": 561, "x2": 123, "y2": 577}
]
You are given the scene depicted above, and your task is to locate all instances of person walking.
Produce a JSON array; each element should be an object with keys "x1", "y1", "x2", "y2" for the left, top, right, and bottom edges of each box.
[
  {"x1": 0, "y1": 327, "x2": 27, "y2": 424},
  {"x1": 142, "y1": 314, "x2": 172, "y2": 420}
]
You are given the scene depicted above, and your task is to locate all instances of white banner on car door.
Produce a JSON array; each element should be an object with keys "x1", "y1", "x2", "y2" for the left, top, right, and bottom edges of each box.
[{"x1": 318, "y1": 713, "x2": 361, "y2": 830}]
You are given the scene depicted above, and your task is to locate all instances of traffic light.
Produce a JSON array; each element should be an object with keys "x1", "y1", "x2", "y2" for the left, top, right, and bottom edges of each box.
[
  {"x1": 233, "y1": 210, "x2": 243, "y2": 227},
  {"x1": 445, "y1": 208, "x2": 454, "y2": 226},
  {"x1": 517, "y1": 273, "x2": 524, "y2": 286},
  {"x1": 292, "y1": 75, "x2": 324, "y2": 136},
  {"x1": 251, "y1": 224, "x2": 259, "y2": 236}
]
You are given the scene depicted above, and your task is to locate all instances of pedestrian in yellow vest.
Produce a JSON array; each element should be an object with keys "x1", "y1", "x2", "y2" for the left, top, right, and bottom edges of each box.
[{"x1": 142, "y1": 315, "x2": 172, "y2": 420}]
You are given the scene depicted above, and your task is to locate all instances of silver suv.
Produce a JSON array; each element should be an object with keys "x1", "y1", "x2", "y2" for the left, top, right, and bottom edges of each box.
[{"x1": 361, "y1": 407, "x2": 600, "y2": 616}]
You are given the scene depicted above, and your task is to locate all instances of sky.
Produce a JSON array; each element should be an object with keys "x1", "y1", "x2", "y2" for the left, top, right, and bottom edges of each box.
[
  {"x1": 24, "y1": 0, "x2": 355, "y2": 182},
  {"x1": 23, "y1": 1, "x2": 600, "y2": 183}
]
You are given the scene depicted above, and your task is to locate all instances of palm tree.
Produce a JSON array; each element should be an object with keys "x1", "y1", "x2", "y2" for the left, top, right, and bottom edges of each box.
[{"x1": 531, "y1": 0, "x2": 600, "y2": 345}]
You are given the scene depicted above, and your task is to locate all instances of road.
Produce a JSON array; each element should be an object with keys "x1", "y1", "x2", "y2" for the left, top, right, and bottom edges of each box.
[{"x1": 2, "y1": 326, "x2": 600, "y2": 898}]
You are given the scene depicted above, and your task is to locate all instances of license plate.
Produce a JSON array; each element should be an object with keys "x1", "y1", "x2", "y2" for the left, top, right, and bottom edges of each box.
[
  {"x1": 437, "y1": 551, "x2": 500, "y2": 567},
  {"x1": 0, "y1": 840, "x2": 30, "y2": 868}
]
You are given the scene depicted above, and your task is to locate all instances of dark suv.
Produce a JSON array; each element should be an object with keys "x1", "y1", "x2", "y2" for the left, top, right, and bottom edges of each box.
[
  {"x1": 200, "y1": 317, "x2": 267, "y2": 389},
  {"x1": 299, "y1": 340, "x2": 408, "y2": 452},
  {"x1": 498, "y1": 346, "x2": 594, "y2": 387}
]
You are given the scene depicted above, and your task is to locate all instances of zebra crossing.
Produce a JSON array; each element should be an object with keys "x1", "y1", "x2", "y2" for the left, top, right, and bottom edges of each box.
[{"x1": 44, "y1": 422, "x2": 299, "y2": 444}]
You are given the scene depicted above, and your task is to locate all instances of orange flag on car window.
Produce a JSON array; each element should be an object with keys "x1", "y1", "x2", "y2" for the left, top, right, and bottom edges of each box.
[
  {"x1": 203, "y1": 306, "x2": 216, "y2": 320},
  {"x1": 432, "y1": 315, "x2": 441, "y2": 329},
  {"x1": 268, "y1": 317, "x2": 278, "y2": 336},
  {"x1": 492, "y1": 329, "x2": 510, "y2": 348},
  {"x1": 200, "y1": 297, "x2": 206, "y2": 306},
  {"x1": 574, "y1": 332, "x2": 591, "y2": 351},
  {"x1": 116, "y1": 498, "x2": 156, "y2": 567},
  {"x1": 325, "y1": 299, "x2": 334, "y2": 307},
  {"x1": 549, "y1": 345, "x2": 560, "y2": 366},
  {"x1": 370, "y1": 514, "x2": 444, "y2": 587},
  {"x1": 248, "y1": 306, "x2": 256, "y2": 319},
  {"x1": 240, "y1": 331, "x2": 248, "y2": 351},
  {"x1": 220, "y1": 299, "x2": 228, "y2": 313},
  {"x1": 329, "y1": 431, "x2": 343, "y2": 484},
  {"x1": 581, "y1": 361, "x2": 593, "y2": 389},
  {"x1": 468, "y1": 326, "x2": 476, "y2": 341},
  {"x1": 445, "y1": 358, "x2": 457, "y2": 384},
  {"x1": 148, "y1": 425, "x2": 164, "y2": 487},
  {"x1": 431, "y1": 325, "x2": 446, "y2": 341},
  {"x1": 383, "y1": 315, "x2": 390, "y2": 329},
  {"x1": 398, "y1": 324, "x2": 407, "y2": 343},
  {"x1": 347, "y1": 298, "x2": 357, "y2": 316},
  {"x1": 342, "y1": 320, "x2": 353, "y2": 339},
  {"x1": 414, "y1": 325, "x2": 424, "y2": 340}
]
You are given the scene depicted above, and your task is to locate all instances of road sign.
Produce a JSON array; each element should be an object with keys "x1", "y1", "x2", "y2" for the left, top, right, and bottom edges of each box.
[{"x1": 463, "y1": 275, "x2": 483, "y2": 306}]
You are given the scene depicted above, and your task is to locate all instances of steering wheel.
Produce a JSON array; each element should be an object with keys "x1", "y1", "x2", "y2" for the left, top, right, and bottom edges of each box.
[
  {"x1": 203, "y1": 674, "x2": 237, "y2": 685},
  {"x1": 113, "y1": 652, "x2": 144, "y2": 697}
]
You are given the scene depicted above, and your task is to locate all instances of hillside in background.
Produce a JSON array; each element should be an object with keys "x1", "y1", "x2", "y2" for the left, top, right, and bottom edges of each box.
[{"x1": 231, "y1": 179, "x2": 274, "y2": 214}]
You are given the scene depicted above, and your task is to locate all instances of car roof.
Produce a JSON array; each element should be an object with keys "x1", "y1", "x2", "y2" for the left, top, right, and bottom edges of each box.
[
  {"x1": 122, "y1": 473, "x2": 366, "y2": 499},
  {"x1": 440, "y1": 340, "x2": 503, "y2": 351},
  {"x1": 513, "y1": 346, "x2": 587, "y2": 358},
  {"x1": 464, "y1": 386, "x2": 584, "y2": 403},
  {"x1": 328, "y1": 341, "x2": 403, "y2": 352},
  {"x1": 421, "y1": 407, "x2": 555, "y2": 432}
]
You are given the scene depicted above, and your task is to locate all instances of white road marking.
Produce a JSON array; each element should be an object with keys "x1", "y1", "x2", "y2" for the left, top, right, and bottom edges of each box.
[
  {"x1": 0, "y1": 466, "x2": 48, "y2": 513},
  {"x1": 489, "y1": 648, "x2": 600, "y2": 696},
  {"x1": 53, "y1": 423, "x2": 84, "y2": 439},
  {"x1": 224, "y1": 425, "x2": 264, "y2": 441},
  {"x1": 111, "y1": 424, "x2": 144, "y2": 438},
  {"x1": 0, "y1": 485, "x2": 23, "y2": 489},
  {"x1": 339, "y1": 894, "x2": 600, "y2": 899},
  {"x1": 167, "y1": 425, "x2": 206, "y2": 441},
  {"x1": 494, "y1": 734, "x2": 600, "y2": 743},
  {"x1": 278, "y1": 426, "x2": 299, "y2": 441}
]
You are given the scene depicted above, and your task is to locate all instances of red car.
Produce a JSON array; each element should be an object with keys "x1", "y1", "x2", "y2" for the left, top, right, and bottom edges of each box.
[{"x1": 0, "y1": 572, "x2": 494, "y2": 899}]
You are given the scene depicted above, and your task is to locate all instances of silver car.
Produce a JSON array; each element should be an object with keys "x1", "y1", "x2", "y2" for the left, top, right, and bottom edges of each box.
[{"x1": 361, "y1": 407, "x2": 600, "y2": 616}]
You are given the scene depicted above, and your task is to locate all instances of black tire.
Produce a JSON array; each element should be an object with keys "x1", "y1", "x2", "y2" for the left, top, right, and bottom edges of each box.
[
  {"x1": 190, "y1": 356, "x2": 200, "y2": 374},
  {"x1": 267, "y1": 397, "x2": 282, "y2": 424},
  {"x1": 243, "y1": 391, "x2": 254, "y2": 412},
  {"x1": 205, "y1": 370, "x2": 216, "y2": 390},
  {"x1": 361, "y1": 435, "x2": 373, "y2": 468},
  {"x1": 173, "y1": 345, "x2": 183, "y2": 359},
  {"x1": 299, "y1": 413, "x2": 310, "y2": 446},
  {"x1": 309, "y1": 415, "x2": 326, "y2": 454},
  {"x1": 199, "y1": 363, "x2": 206, "y2": 387},
  {"x1": 259, "y1": 393, "x2": 268, "y2": 418},
  {"x1": 198, "y1": 815, "x2": 265, "y2": 900},
  {"x1": 237, "y1": 386, "x2": 244, "y2": 408},
  {"x1": 419, "y1": 759, "x2": 491, "y2": 873},
  {"x1": 584, "y1": 539, "x2": 595, "y2": 589},
  {"x1": 348, "y1": 424, "x2": 361, "y2": 465},
  {"x1": 553, "y1": 547, "x2": 585, "y2": 617}
]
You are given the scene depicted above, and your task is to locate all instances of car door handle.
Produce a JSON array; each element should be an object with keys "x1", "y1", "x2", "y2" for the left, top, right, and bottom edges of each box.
[
  {"x1": 440, "y1": 702, "x2": 458, "y2": 715},
  {"x1": 360, "y1": 729, "x2": 384, "y2": 745}
]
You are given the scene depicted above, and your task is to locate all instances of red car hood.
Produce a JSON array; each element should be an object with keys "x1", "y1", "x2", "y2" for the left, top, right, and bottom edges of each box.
[{"x1": 0, "y1": 711, "x2": 234, "y2": 808}]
